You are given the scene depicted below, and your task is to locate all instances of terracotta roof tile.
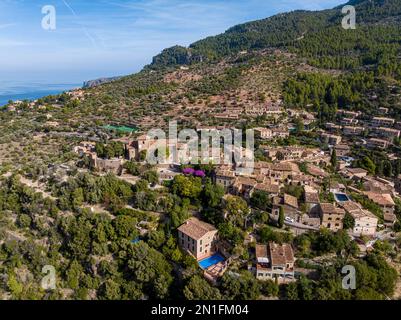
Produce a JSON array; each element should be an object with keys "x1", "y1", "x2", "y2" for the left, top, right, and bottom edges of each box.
[
  {"x1": 254, "y1": 183, "x2": 280, "y2": 194},
  {"x1": 284, "y1": 194, "x2": 298, "y2": 209},
  {"x1": 269, "y1": 242, "x2": 294, "y2": 266},
  {"x1": 364, "y1": 192, "x2": 395, "y2": 206},
  {"x1": 178, "y1": 218, "x2": 217, "y2": 240}
]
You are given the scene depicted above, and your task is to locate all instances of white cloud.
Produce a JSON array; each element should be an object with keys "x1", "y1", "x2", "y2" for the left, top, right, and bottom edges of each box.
[
  {"x1": 0, "y1": 38, "x2": 29, "y2": 47},
  {"x1": 0, "y1": 23, "x2": 16, "y2": 29}
]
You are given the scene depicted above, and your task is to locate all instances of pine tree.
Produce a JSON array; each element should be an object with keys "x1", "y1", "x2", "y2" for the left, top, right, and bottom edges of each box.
[
  {"x1": 330, "y1": 148, "x2": 338, "y2": 170},
  {"x1": 278, "y1": 206, "x2": 285, "y2": 229}
]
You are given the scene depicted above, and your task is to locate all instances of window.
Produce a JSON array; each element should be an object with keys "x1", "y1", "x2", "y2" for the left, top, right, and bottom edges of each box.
[{"x1": 200, "y1": 240, "x2": 203, "y2": 245}]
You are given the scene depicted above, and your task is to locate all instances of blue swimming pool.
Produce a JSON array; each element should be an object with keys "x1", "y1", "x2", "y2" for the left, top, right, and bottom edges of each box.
[
  {"x1": 131, "y1": 237, "x2": 141, "y2": 244},
  {"x1": 199, "y1": 253, "x2": 225, "y2": 269},
  {"x1": 335, "y1": 193, "x2": 350, "y2": 202}
]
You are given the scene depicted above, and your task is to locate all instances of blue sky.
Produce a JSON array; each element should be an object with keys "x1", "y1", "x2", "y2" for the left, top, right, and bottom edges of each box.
[{"x1": 0, "y1": 0, "x2": 345, "y2": 83}]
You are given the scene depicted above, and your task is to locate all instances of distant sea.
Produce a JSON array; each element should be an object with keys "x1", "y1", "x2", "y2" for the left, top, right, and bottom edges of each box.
[{"x1": 0, "y1": 81, "x2": 82, "y2": 106}]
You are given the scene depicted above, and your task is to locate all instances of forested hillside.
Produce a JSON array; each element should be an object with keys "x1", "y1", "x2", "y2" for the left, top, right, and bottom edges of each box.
[{"x1": 150, "y1": 0, "x2": 401, "y2": 78}]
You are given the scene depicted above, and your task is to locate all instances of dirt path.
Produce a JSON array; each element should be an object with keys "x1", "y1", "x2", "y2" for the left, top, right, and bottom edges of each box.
[{"x1": 19, "y1": 176, "x2": 57, "y2": 200}]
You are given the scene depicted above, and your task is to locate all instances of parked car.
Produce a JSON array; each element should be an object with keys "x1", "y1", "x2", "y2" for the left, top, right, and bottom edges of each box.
[{"x1": 285, "y1": 217, "x2": 295, "y2": 223}]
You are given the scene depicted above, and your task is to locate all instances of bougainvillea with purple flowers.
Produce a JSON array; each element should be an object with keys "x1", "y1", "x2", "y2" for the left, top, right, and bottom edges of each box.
[
  {"x1": 182, "y1": 168, "x2": 196, "y2": 175},
  {"x1": 182, "y1": 167, "x2": 206, "y2": 178},
  {"x1": 194, "y1": 170, "x2": 206, "y2": 177}
]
